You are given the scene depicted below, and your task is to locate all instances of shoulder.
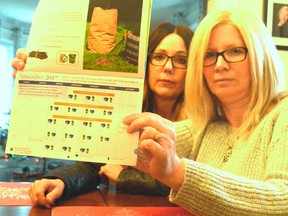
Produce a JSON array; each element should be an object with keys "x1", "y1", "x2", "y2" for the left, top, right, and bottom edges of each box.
[
  {"x1": 259, "y1": 96, "x2": 288, "y2": 132},
  {"x1": 268, "y1": 96, "x2": 288, "y2": 117},
  {"x1": 175, "y1": 119, "x2": 193, "y2": 131},
  {"x1": 278, "y1": 96, "x2": 288, "y2": 109}
]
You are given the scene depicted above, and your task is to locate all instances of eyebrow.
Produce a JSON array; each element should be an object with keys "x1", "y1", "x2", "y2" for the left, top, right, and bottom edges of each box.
[
  {"x1": 206, "y1": 45, "x2": 246, "y2": 52},
  {"x1": 153, "y1": 50, "x2": 188, "y2": 56}
]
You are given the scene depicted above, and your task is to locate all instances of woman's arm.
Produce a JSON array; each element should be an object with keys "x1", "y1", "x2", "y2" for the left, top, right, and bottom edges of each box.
[{"x1": 44, "y1": 162, "x2": 103, "y2": 198}]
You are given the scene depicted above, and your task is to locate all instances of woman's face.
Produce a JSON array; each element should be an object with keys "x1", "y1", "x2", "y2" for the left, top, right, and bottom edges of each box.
[
  {"x1": 148, "y1": 33, "x2": 188, "y2": 100},
  {"x1": 203, "y1": 25, "x2": 251, "y2": 104}
]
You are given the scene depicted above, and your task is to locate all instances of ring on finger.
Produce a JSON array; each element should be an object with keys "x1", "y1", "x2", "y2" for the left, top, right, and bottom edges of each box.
[{"x1": 153, "y1": 131, "x2": 162, "y2": 142}]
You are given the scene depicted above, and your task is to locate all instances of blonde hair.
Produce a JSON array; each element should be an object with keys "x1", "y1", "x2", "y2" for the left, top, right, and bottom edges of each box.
[{"x1": 185, "y1": 9, "x2": 286, "y2": 141}]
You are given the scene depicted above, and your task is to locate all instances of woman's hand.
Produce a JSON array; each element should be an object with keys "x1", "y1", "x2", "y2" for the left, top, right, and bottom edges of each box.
[
  {"x1": 28, "y1": 178, "x2": 65, "y2": 208},
  {"x1": 123, "y1": 112, "x2": 184, "y2": 191},
  {"x1": 99, "y1": 164, "x2": 126, "y2": 183},
  {"x1": 11, "y1": 48, "x2": 27, "y2": 78}
]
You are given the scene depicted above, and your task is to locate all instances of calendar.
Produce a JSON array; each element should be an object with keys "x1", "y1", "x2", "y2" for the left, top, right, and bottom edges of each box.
[{"x1": 6, "y1": 0, "x2": 152, "y2": 165}]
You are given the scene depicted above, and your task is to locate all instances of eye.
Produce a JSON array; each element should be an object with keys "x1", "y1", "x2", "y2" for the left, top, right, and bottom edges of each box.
[
  {"x1": 152, "y1": 53, "x2": 166, "y2": 61},
  {"x1": 174, "y1": 56, "x2": 187, "y2": 65},
  {"x1": 204, "y1": 52, "x2": 216, "y2": 59},
  {"x1": 229, "y1": 47, "x2": 245, "y2": 55}
]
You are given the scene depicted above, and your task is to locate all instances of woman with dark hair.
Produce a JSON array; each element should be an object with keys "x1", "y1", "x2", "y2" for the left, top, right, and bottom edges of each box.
[
  {"x1": 142, "y1": 22, "x2": 193, "y2": 121},
  {"x1": 11, "y1": 22, "x2": 194, "y2": 208}
]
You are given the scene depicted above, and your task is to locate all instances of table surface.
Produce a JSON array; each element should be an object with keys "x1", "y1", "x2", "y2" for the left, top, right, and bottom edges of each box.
[{"x1": 0, "y1": 183, "x2": 177, "y2": 216}]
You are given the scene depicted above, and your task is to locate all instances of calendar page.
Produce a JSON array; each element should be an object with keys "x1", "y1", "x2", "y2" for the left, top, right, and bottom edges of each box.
[{"x1": 6, "y1": 0, "x2": 152, "y2": 165}]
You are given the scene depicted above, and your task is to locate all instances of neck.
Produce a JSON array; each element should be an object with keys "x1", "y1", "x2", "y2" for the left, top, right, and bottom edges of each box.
[
  {"x1": 221, "y1": 98, "x2": 250, "y2": 128},
  {"x1": 153, "y1": 96, "x2": 178, "y2": 120}
]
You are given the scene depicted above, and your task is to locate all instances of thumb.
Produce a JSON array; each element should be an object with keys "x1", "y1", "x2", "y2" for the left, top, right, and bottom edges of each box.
[
  {"x1": 46, "y1": 194, "x2": 56, "y2": 204},
  {"x1": 45, "y1": 188, "x2": 63, "y2": 207},
  {"x1": 42, "y1": 193, "x2": 56, "y2": 208}
]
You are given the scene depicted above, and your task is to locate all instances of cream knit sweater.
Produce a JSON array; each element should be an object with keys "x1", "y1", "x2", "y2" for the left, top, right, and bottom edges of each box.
[{"x1": 170, "y1": 98, "x2": 288, "y2": 216}]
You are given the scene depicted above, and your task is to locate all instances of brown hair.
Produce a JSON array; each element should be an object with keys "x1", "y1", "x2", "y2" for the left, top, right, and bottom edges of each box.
[{"x1": 142, "y1": 22, "x2": 194, "y2": 121}]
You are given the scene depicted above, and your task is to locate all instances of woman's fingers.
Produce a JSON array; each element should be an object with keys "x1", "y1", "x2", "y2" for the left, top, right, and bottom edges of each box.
[
  {"x1": 11, "y1": 59, "x2": 25, "y2": 78},
  {"x1": 11, "y1": 48, "x2": 27, "y2": 78},
  {"x1": 124, "y1": 113, "x2": 176, "y2": 163},
  {"x1": 16, "y1": 48, "x2": 28, "y2": 61},
  {"x1": 28, "y1": 179, "x2": 64, "y2": 208},
  {"x1": 28, "y1": 180, "x2": 47, "y2": 207},
  {"x1": 124, "y1": 113, "x2": 175, "y2": 139}
]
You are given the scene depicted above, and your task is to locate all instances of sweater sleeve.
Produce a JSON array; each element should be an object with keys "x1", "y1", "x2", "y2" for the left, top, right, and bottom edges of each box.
[
  {"x1": 170, "y1": 159, "x2": 288, "y2": 216},
  {"x1": 175, "y1": 119, "x2": 205, "y2": 161},
  {"x1": 169, "y1": 102, "x2": 288, "y2": 216},
  {"x1": 174, "y1": 119, "x2": 195, "y2": 159}
]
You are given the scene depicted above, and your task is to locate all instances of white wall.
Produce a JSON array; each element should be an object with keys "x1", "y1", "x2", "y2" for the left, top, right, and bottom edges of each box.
[{"x1": 207, "y1": 0, "x2": 288, "y2": 91}]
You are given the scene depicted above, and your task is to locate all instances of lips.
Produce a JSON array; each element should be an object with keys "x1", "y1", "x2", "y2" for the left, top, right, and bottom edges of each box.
[
  {"x1": 215, "y1": 78, "x2": 233, "y2": 82},
  {"x1": 160, "y1": 79, "x2": 172, "y2": 82},
  {"x1": 158, "y1": 79, "x2": 174, "y2": 85},
  {"x1": 214, "y1": 78, "x2": 234, "y2": 85}
]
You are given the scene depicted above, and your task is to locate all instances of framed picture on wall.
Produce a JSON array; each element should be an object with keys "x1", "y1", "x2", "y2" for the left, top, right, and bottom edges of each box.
[
  {"x1": 150, "y1": 0, "x2": 207, "y2": 32},
  {"x1": 264, "y1": 0, "x2": 288, "y2": 50}
]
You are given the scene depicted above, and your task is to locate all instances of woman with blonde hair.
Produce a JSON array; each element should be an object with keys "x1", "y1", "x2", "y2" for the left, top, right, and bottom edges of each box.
[{"x1": 124, "y1": 9, "x2": 288, "y2": 215}]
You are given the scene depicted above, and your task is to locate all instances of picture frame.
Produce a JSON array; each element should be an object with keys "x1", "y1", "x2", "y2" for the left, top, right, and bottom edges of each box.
[
  {"x1": 150, "y1": 0, "x2": 207, "y2": 32},
  {"x1": 264, "y1": 0, "x2": 288, "y2": 50}
]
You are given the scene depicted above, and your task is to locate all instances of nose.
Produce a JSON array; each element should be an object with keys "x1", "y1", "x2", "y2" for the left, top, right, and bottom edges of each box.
[
  {"x1": 214, "y1": 55, "x2": 229, "y2": 72},
  {"x1": 163, "y1": 57, "x2": 174, "y2": 73}
]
